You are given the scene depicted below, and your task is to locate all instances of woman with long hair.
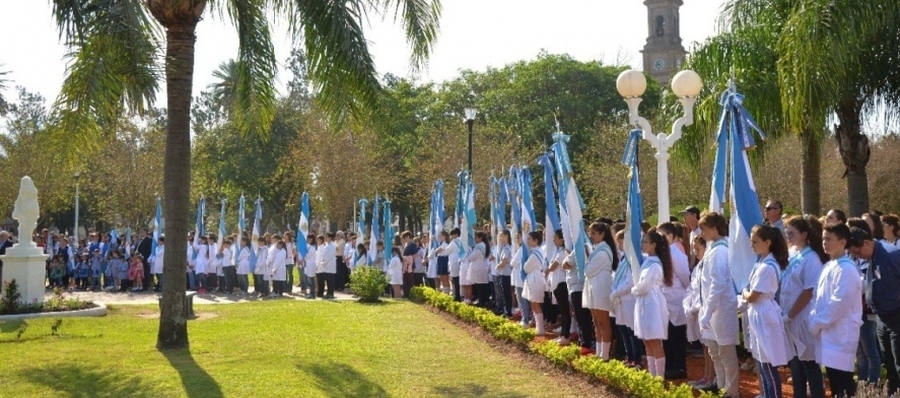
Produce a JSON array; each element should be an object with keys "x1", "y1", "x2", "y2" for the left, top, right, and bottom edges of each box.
[
  {"x1": 522, "y1": 231, "x2": 548, "y2": 335},
  {"x1": 744, "y1": 225, "x2": 792, "y2": 398},
  {"x1": 632, "y1": 229, "x2": 672, "y2": 378},
  {"x1": 584, "y1": 222, "x2": 618, "y2": 360},
  {"x1": 781, "y1": 216, "x2": 826, "y2": 397},
  {"x1": 466, "y1": 232, "x2": 491, "y2": 307}
]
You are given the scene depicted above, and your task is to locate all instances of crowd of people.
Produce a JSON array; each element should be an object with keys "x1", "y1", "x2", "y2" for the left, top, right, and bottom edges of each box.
[{"x1": 5, "y1": 199, "x2": 900, "y2": 398}]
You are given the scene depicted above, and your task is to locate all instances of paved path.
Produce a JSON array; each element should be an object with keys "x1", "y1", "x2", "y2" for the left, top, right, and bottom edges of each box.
[{"x1": 46, "y1": 288, "x2": 360, "y2": 305}]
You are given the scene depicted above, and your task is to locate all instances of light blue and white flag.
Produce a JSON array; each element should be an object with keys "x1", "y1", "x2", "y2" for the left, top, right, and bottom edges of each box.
[
  {"x1": 298, "y1": 192, "x2": 310, "y2": 258},
  {"x1": 192, "y1": 197, "x2": 205, "y2": 261},
  {"x1": 370, "y1": 196, "x2": 380, "y2": 264},
  {"x1": 109, "y1": 229, "x2": 119, "y2": 249},
  {"x1": 465, "y1": 177, "x2": 476, "y2": 250},
  {"x1": 150, "y1": 197, "x2": 161, "y2": 261},
  {"x1": 497, "y1": 178, "x2": 508, "y2": 235},
  {"x1": 125, "y1": 227, "x2": 133, "y2": 260},
  {"x1": 236, "y1": 194, "x2": 246, "y2": 264},
  {"x1": 489, "y1": 175, "x2": 497, "y2": 243},
  {"x1": 538, "y1": 153, "x2": 561, "y2": 254},
  {"x1": 622, "y1": 129, "x2": 645, "y2": 283},
  {"x1": 218, "y1": 199, "x2": 226, "y2": 254},
  {"x1": 518, "y1": 167, "x2": 537, "y2": 281},
  {"x1": 553, "y1": 132, "x2": 587, "y2": 280},
  {"x1": 710, "y1": 85, "x2": 766, "y2": 290},
  {"x1": 383, "y1": 198, "x2": 393, "y2": 263},
  {"x1": 250, "y1": 197, "x2": 262, "y2": 272}
]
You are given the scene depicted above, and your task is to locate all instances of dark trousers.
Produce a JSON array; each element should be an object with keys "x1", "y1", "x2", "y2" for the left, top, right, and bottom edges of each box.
[
  {"x1": 616, "y1": 325, "x2": 642, "y2": 362},
  {"x1": 789, "y1": 357, "x2": 825, "y2": 398},
  {"x1": 238, "y1": 274, "x2": 249, "y2": 293},
  {"x1": 569, "y1": 291, "x2": 594, "y2": 348},
  {"x1": 413, "y1": 272, "x2": 425, "y2": 287},
  {"x1": 663, "y1": 322, "x2": 687, "y2": 373},
  {"x1": 142, "y1": 260, "x2": 151, "y2": 290},
  {"x1": 496, "y1": 275, "x2": 513, "y2": 316},
  {"x1": 758, "y1": 361, "x2": 783, "y2": 398},
  {"x1": 285, "y1": 264, "x2": 294, "y2": 293},
  {"x1": 335, "y1": 257, "x2": 348, "y2": 290},
  {"x1": 452, "y1": 276, "x2": 461, "y2": 301},
  {"x1": 222, "y1": 266, "x2": 236, "y2": 293},
  {"x1": 474, "y1": 283, "x2": 490, "y2": 307},
  {"x1": 402, "y1": 272, "x2": 415, "y2": 298},
  {"x1": 825, "y1": 367, "x2": 856, "y2": 397},
  {"x1": 542, "y1": 292, "x2": 558, "y2": 324},
  {"x1": 553, "y1": 282, "x2": 571, "y2": 337},
  {"x1": 253, "y1": 273, "x2": 264, "y2": 294},
  {"x1": 317, "y1": 272, "x2": 335, "y2": 297},
  {"x1": 272, "y1": 280, "x2": 285, "y2": 295},
  {"x1": 879, "y1": 308, "x2": 900, "y2": 395}
]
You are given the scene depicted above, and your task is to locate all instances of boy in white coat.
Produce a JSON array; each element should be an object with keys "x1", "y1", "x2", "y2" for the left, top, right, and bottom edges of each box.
[
  {"x1": 151, "y1": 236, "x2": 165, "y2": 291},
  {"x1": 254, "y1": 237, "x2": 269, "y2": 296},
  {"x1": 236, "y1": 237, "x2": 251, "y2": 295}
]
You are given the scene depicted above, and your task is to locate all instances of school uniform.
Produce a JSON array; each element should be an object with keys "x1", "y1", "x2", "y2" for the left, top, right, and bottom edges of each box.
[
  {"x1": 810, "y1": 255, "x2": 862, "y2": 397},
  {"x1": 746, "y1": 254, "x2": 792, "y2": 397},
  {"x1": 611, "y1": 256, "x2": 640, "y2": 362},
  {"x1": 236, "y1": 245, "x2": 251, "y2": 293},
  {"x1": 303, "y1": 244, "x2": 317, "y2": 298},
  {"x1": 318, "y1": 241, "x2": 337, "y2": 298},
  {"x1": 495, "y1": 244, "x2": 514, "y2": 316},
  {"x1": 151, "y1": 245, "x2": 164, "y2": 290},
  {"x1": 186, "y1": 243, "x2": 196, "y2": 290},
  {"x1": 583, "y1": 242, "x2": 614, "y2": 311},
  {"x1": 698, "y1": 239, "x2": 740, "y2": 398},
  {"x1": 193, "y1": 243, "x2": 208, "y2": 290},
  {"x1": 467, "y1": 242, "x2": 490, "y2": 306},
  {"x1": 220, "y1": 247, "x2": 235, "y2": 293},
  {"x1": 566, "y1": 246, "x2": 593, "y2": 348},
  {"x1": 663, "y1": 245, "x2": 691, "y2": 377},
  {"x1": 632, "y1": 255, "x2": 668, "y2": 340},
  {"x1": 426, "y1": 246, "x2": 438, "y2": 280},
  {"x1": 270, "y1": 247, "x2": 287, "y2": 295},
  {"x1": 521, "y1": 247, "x2": 547, "y2": 334},
  {"x1": 389, "y1": 255, "x2": 403, "y2": 286},
  {"x1": 683, "y1": 262, "x2": 702, "y2": 343},
  {"x1": 284, "y1": 244, "x2": 296, "y2": 293},
  {"x1": 447, "y1": 238, "x2": 464, "y2": 300},
  {"x1": 436, "y1": 242, "x2": 450, "y2": 276},
  {"x1": 254, "y1": 246, "x2": 269, "y2": 295},
  {"x1": 779, "y1": 246, "x2": 825, "y2": 398}
]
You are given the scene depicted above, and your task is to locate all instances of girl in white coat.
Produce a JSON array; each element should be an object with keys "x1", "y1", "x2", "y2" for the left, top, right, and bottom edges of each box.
[
  {"x1": 611, "y1": 230, "x2": 640, "y2": 367},
  {"x1": 685, "y1": 235, "x2": 716, "y2": 390},
  {"x1": 657, "y1": 222, "x2": 691, "y2": 379},
  {"x1": 632, "y1": 229, "x2": 672, "y2": 378},
  {"x1": 547, "y1": 230, "x2": 571, "y2": 345},
  {"x1": 269, "y1": 240, "x2": 287, "y2": 297},
  {"x1": 811, "y1": 223, "x2": 862, "y2": 398},
  {"x1": 388, "y1": 247, "x2": 403, "y2": 298},
  {"x1": 743, "y1": 225, "x2": 792, "y2": 398},
  {"x1": 521, "y1": 231, "x2": 548, "y2": 335},
  {"x1": 467, "y1": 232, "x2": 491, "y2": 307},
  {"x1": 781, "y1": 216, "x2": 826, "y2": 398},
  {"x1": 236, "y1": 237, "x2": 252, "y2": 295},
  {"x1": 584, "y1": 222, "x2": 617, "y2": 360},
  {"x1": 697, "y1": 212, "x2": 740, "y2": 398}
]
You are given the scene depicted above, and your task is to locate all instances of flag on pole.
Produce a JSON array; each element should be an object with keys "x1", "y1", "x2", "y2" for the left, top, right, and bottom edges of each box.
[
  {"x1": 298, "y1": 192, "x2": 310, "y2": 258},
  {"x1": 518, "y1": 167, "x2": 537, "y2": 281},
  {"x1": 432, "y1": 181, "x2": 444, "y2": 251},
  {"x1": 218, "y1": 199, "x2": 226, "y2": 252},
  {"x1": 622, "y1": 129, "x2": 645, "y2": 283},
  {"x1": 383, "y1": 198, "x2": 392, "y2": 263},
  {"x1": 710, "y1": 85, "x2": 766, "y2": 290},
  {"x1": 369, "y1": 196, "x2": 380, "y2": 264},
  {"x1": 250, "y1": 197, "x2": 262, "y2": 272},
  {"x1": 236, "y1": 194, "x2": 246, "y2": 265},
  {"x1": 356, "y1": 199, "x2": 368, "y2": 265},
  {"x1": 192, "y1": 197, "x2": 205, "y2": 261},
  {"x1": 109, "y1": 229, "x2": 119, "y2": 249},
  {"x1": 538, "y1": 153, "x2": 561, "y2": 257},
  {"x1": 497, "y1": 178, "x2": 508, "y2": 235},
  {"x1": 125, "y1": 227, "x2": 133, "y2": 260},
  {"x1": 464, "y1": 177, "x2": 476, "y2": 250},
  {"x1": 150, "y1": 197, "x2": 161, "y2": 262},
  {"x1": 552, "y1": 132, "x2": 587, "y2": 280}
]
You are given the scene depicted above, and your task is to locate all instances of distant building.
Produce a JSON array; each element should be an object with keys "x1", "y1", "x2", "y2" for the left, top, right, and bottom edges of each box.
[{"x1": 641, "y1": 0, "x2": 687, "y2": 85}]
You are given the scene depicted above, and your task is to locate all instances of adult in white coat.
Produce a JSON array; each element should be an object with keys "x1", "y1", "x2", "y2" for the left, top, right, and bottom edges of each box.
[
  {"x1": 697, "y1": 212, "x2": 740, "y2": 398},
  {"x1": 632, "y1": 229, "x2": 671, "y2": 378},
  {"x1": 811, "y1": 223, "x2": 862, "y2": 398},
  {"x1": 658, "y1": 222, "x2": 691, "y2": 380},
  {"x1": 781, "y1": 216, "x2": 826, "y2": 398},
  {"x1": 521, "y1": 231, "x2": 548, "y2": 335},
  {"x1": 743, "y1": 225, "x2": 792, "y2": 398},
  {"x1": 611, "y1": 230, "x2": 640, "y2": 367},
  {"x1": 584, "y1": 222, "x2": 617, "y2": 360}
]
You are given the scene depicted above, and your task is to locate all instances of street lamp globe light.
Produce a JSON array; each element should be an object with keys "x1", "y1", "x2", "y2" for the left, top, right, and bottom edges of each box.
[
  {"x1": 671, "y1": 70, "x2": 703, "y2": 98},
  {"x1": 616, "y1": 70, "x2": 647, "y2": 99},
  {"x1": 464, "y1": 107, "x2": 478, "y2": 122}
]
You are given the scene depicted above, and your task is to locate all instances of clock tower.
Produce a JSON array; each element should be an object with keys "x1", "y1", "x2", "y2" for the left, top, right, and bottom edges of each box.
[{"x1": 641, "y1": 0, "x2": 686, "y2": 85}]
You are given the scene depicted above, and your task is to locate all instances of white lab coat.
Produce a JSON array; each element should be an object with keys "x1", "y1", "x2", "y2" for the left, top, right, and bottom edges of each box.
[
  {"x1": 778, "y1": 246, "x2": 822, "y2": 361},
  {"x1": 389, "y1": 255, "x2": 403, "y2": 285},
  {"x1": 698, "y1": 239, "x2": 740, "y2": 345},
  {"x1": 664, "y1": 245, "x2": 691, "y2": 326},
  {"x1": 269, "y1": 248, "x2": 287, "y2": 281},
  {"x1": 632, "y1": 256, "x2": 668, "y2": 340},
  {"x1": 521, "y1": 248, "x2": 547, "y2": 303},
  {"x1": 809, "y1": 256, "x2": 862, "y2": 372},
  {"x1": 466, "y1": 242, "x2": 489, "y2": 284},
  {"x1": 193, "y1": 243, "x2": 208, "y2": 274},
  {"x1": 584, "y1": 242, "x2": 614, "y2": 312},
  {"x1": 446, "y1": 238, "x2": 462, "y2": 278},
  {"x1": 511, "y1": 246, "x2": 524, "y2": 288},
  {"x1": 611, "y1": 256, "x2": 636, "y2": 329},
  {"x1": 254, "y1": 246, "x2": 269, "y2": 277},
  {"x1": 321, "y1": 242, "x2": 337, "y2": 274},
  {"x1": 547, "y1": 246, "x2": 566, "y2": 292},
  {"x1": 426, "y1": 245, "x2": 438, "y2": 279},
  {"x1": 264, "y1": 244, "x2": 278, "y2": 281},
  {"x1": 683, "y1": 263, "x2": 702, "y2": 342},
  {"x1": 304, "y1": 244, "x2": 317, "y2": 277},
  {"x1": 316, "y1": 244, "x2": 327, "y2": 274},
  {"x1": 746, "y1": 254, "x2": 791, "y2": 366},
  {"x1": 236, "y1": 246, "x2": 251, "y2": 275},
  {"x1": 564, "y1": 247, "x2": 587, "y2": 294},
  {"x1": 151, "y1": 246, "x2": 164, "y2": 274}
]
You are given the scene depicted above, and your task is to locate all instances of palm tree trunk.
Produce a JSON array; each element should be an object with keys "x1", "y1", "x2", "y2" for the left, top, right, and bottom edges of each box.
[
  {"x1": 800, "y1": 129, "x2": 821, "y2": 215},
  {"x1": 156, "y1": 18, "x2": 201, "y2": 350},
  {"x1": 835, "y1": 100, "x2": 871, "y2": 217}
]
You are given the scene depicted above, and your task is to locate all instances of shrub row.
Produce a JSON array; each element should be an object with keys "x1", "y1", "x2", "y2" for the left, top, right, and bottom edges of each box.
[{"x1": 411, "y1": 286, "x2": 718, "y2": 398}]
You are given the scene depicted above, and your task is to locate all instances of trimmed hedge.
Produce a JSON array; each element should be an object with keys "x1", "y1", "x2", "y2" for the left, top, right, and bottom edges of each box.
[{"x1": 411, "y1": 286, "x2": 719, "y2": 398}]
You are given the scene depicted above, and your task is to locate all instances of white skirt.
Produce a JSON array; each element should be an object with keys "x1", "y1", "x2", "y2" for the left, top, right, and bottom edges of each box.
[
  {"x1": 459, "y1": 261, "x2": 471, "y2": 286},
  {"x1": 467, "y1": 260, "x2": 489, "y2": 284},
  {"x1": 583, "y1": 270, "x2": 613, "y2": 311},
  {"x1": 390, "y1": 269, "x2": 403, "y2": 285},
  {"x1": 522, "y1": 271, "x2": 548, "y2": 303},
  {"x1": 634, "y1": 289, "x2": 668, "y2": 340}
]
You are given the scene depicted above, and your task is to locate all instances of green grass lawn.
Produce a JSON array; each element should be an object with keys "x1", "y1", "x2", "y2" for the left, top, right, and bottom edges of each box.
[{"x1": 0, "y1": 300, "x2": 587, "y2": 398}]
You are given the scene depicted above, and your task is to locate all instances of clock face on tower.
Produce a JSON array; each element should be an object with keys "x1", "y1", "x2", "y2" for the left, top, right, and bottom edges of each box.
[{"x1": 654, "y1": 58, "x2": 666, "y2": 71}]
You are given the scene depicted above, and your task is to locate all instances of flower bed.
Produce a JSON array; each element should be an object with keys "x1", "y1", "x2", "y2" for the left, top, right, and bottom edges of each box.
[{"x1": 411, "y1": 286, "x2": 716, "y2": 398}]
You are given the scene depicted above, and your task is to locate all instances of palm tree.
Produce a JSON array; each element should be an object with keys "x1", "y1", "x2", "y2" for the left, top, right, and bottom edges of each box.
[
  {"x1": 0, "y1": 64, "x2": 9, "y2": 115},
  {"x1": 50, "y1": 0, "x2": 441, "y2": 349}
]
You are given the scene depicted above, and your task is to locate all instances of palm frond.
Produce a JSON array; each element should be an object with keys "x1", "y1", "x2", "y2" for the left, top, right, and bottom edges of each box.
[
  {"x1": 383, "y1": 0, "x2": 441, "y2": 70},
  {"x1": 224, "y1": 0, "x2": 277, "y2": 136}
]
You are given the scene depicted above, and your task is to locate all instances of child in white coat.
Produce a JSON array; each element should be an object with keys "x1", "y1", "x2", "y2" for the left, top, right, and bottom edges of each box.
[
  {"x1": 811, "y1": 223, "x2": 862, "y2": 398},
  {"x1": 632, "y1": 229, "x2": 671, "y2": 378},
  {"x1": 254, "y1": 237, "x2": 269, "y2": 296},
  {"x1": 611, "y1": 230, "x2": 640, "y2": 367},
  {"x1": 236, "y1": 237, "x2": 251, "y2": 295},
  {"x1": 521, "y1": 231, "x2": 548, "y2": 335},
  {"x1": 389, "y1": 247, "x2": 403, "y2": 298},
  {"x1": 584, "y1": 222, "x2": 617, "y2": 361},
  {"x1": 743, "y1": 225, "x2": 792, "y2": 398},
  {"x1": 269, "y1": 240, "x2": 287, "y2": 297}
]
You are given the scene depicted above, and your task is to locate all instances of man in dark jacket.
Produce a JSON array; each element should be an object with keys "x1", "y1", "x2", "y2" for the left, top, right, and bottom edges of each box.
[{"x1": 136, "y1": 229, "x2": 153, "y2": 290}]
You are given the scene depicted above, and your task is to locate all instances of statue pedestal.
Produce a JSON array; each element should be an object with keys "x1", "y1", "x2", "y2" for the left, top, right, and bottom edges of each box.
[{"x1": 1, "y1": 244, "x2": 48, "y2": 305}]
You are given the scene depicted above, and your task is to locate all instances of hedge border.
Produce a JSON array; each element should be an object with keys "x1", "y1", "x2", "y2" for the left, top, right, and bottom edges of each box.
[{"x1": 411, "y1": 286, "x2": 719, "y2": 398}]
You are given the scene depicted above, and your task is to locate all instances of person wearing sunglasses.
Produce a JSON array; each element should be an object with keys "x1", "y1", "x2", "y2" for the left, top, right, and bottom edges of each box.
[{"x1": 763, "y1": 200, "x2": 784, "y2": 233}]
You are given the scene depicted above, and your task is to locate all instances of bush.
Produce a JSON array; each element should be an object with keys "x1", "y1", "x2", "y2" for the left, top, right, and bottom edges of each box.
[
  {"x1": 348, "y1": 266, "x2": 388, "y2": 302},
  {"x1": 1, "y1": 279, "x2": 21, "y2": 314},
  {"x1": 411, "y1": 286, "x2": 719, "y2": 398}
]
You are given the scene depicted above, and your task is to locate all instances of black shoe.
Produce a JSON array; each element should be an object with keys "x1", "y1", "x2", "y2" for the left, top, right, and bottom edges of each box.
[{"x1": 664, "y1": 370, "x2": 687, "y2": 380}]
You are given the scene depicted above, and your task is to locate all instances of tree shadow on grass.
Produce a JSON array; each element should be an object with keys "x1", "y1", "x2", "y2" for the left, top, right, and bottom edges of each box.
[
  {"x1": 297, "y1": 360, "x2": 389, "y2": 397},
  {"x1": 161, "y1": 349, "x2": 224, "y2": 398},
  {"x1": 433, "y1": 383, "x2": 528, "y2": 398},
  {"x1": 0, "y1": 319, "x2": 24, "y2": 333},
  {"x1": 20, "y1": 365, "x2": 156, "y2": 398}
]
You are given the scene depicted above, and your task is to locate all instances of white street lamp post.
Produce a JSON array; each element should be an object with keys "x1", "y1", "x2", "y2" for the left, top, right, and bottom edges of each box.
[
  {"x1": 74, "y1": 172, "x2": 81, "y2": 243},
  {"x1": 616, "y1": 69, "x2": 702, "y2": 224}
]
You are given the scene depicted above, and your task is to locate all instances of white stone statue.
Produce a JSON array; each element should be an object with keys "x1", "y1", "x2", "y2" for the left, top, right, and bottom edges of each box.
[{"x1": 12, "y1": 176, "x2": 39, "y2": 245}]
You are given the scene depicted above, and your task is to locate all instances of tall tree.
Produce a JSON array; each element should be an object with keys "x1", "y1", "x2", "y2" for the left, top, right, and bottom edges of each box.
[
  {"x1": 50, "y1": 0, "x2": 441, "y2": 349},
  {"x1": 0, "y1": 64, "x2": 9, "y2": 115}
]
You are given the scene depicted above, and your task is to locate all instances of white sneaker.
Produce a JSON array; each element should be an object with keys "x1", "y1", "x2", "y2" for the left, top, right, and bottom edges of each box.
[{"x1": 553, "y1": 327, "x2": 562, "y2": 334}]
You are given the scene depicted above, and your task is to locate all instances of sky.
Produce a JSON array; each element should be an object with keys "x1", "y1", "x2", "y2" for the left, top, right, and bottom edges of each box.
[{"x1": 0, "y1": 1, "x2": 725, "y2": 108}]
